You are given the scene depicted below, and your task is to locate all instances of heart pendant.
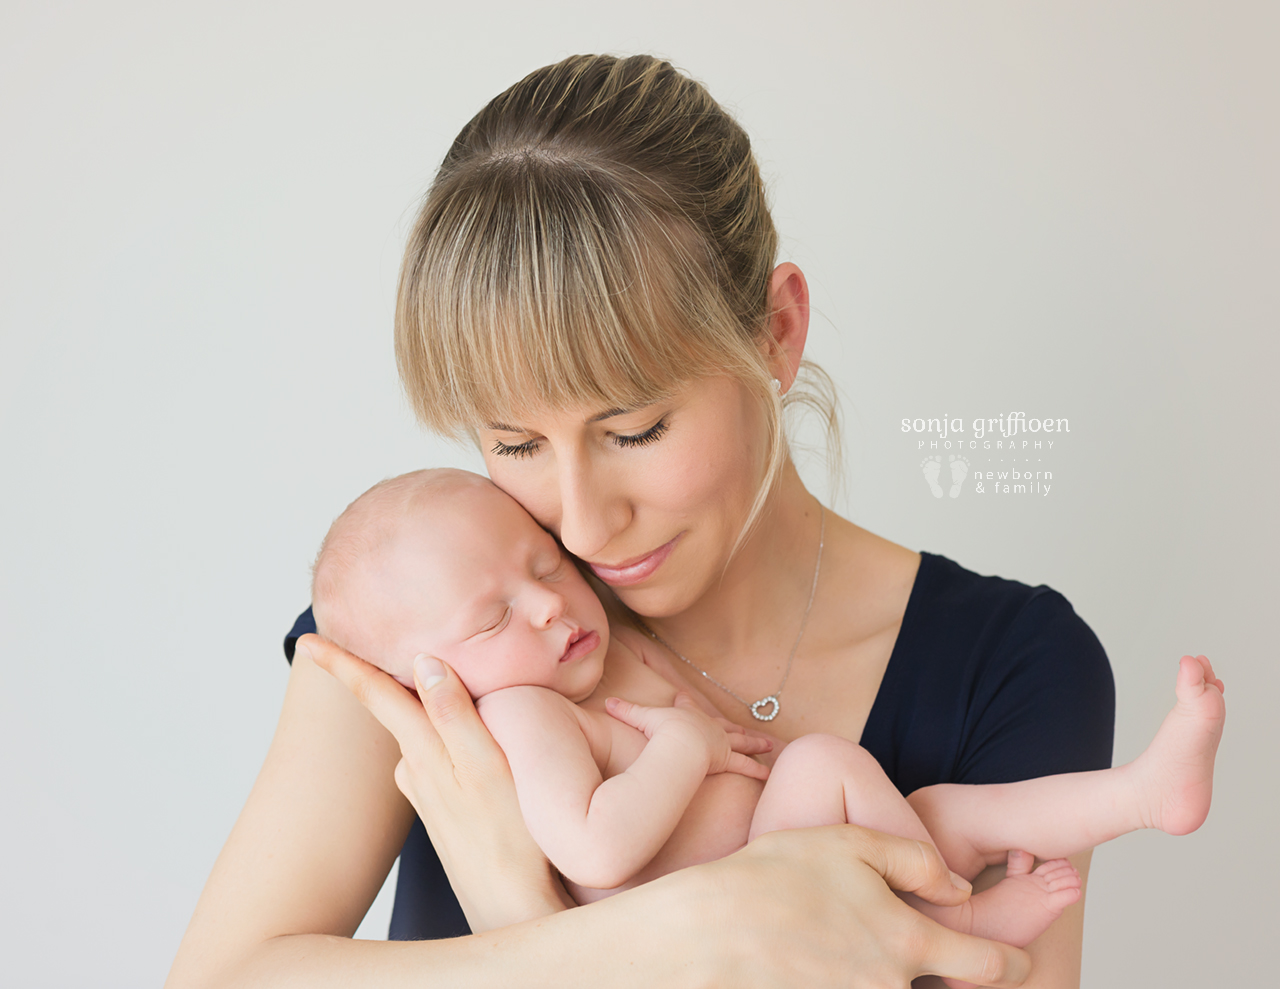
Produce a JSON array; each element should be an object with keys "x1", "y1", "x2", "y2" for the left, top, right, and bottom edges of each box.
[{"x1": 750, "y1": 695, "x2": 780, "y2": 721}]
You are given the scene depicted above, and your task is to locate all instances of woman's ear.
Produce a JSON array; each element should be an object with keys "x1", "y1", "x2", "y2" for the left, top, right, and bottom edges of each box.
[{"x1": 762, "y1": 263, "x2": 810, "y2": 391}]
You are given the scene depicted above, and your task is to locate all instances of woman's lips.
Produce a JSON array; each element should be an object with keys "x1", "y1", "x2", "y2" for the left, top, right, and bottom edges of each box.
[
  {"x1": 586, "y1": 534, "x2": 681, "y2": 587},
  {"x1": 560, "y1": 629, "x2": 601, "y2": 663}
]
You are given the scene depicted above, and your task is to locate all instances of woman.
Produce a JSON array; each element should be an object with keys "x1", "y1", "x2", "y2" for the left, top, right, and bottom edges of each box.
[{"x1": 166, "y1": 54, "x2": 1112, "y2": 988}]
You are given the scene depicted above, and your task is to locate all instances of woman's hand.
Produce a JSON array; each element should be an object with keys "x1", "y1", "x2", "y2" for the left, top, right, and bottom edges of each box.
[
  {"x1": 296, "y1": 634, "x2": 572, "y2": 932},
  {"x1": 661, "y1": 824, "x2": 1032, "y2": 988}
]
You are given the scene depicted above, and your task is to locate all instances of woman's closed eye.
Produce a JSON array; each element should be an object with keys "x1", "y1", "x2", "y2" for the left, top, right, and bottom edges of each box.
[
  {"x1": 488, "y1": 414, "x2": 671, "y2": 459},
  {"x1": 611, "y1": 415, "x2": 669, "y2": 449},
  {"x1": 490, "y1": 437, "x2": 539, "y2": 459}
]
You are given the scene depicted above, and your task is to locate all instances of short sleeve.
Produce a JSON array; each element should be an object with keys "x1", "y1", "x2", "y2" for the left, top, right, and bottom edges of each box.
[
  {"x1": 283, "y1": 606, "x2": 316, "y2": 664},
  {"x1": 952, "y1": 589, "x2": 1115, "y2": 784},
  {"x1": 861, "y1": 553, "x2": 1115, "y2": 795}
]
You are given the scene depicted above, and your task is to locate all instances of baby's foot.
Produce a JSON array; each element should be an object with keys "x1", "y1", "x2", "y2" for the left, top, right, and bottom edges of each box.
[
  {"x1": 922, "y1": 456, "x2": 944, "y2": 498},
  {"x1": 1130, "y1": 655, "x2": 1226, "y2": 835},
  {"x1": 964, "y1": 850, "x2": 1082, "y2": 948},
  {"x1": 939, "y1": 852, "x2": 1082, "y2": 989}
]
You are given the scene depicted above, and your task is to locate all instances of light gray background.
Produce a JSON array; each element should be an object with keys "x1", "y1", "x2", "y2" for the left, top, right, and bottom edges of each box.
[{"x1": 2, "y1": 2, "x2": 1275, "y2": 986}]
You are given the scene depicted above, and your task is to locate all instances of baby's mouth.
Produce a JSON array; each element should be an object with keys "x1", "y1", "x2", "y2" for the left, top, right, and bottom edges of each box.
[{"x1": 559, "y1": 627, "x2": 600, "y2": 663}]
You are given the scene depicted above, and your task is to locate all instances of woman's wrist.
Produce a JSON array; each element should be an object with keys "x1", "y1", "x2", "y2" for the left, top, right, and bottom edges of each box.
[{"x1": 452, "y1": 854, "x2": 574, "y2": 933}]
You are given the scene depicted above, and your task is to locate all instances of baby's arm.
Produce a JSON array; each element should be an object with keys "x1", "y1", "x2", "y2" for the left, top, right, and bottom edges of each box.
[{"x1": 478, "y1": 687, "x2": 767, "y2": 890}]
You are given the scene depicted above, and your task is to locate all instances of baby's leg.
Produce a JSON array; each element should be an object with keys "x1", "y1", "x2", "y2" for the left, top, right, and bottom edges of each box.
[
  {"x1": 751, "y1": 734, "x2": 1081, "y2": 948},
  {"x1": 908, "y1": 655, "x2": 1226, "y2": 877}
]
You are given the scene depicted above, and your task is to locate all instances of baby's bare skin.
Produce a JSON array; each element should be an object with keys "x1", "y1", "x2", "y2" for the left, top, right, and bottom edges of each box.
[
  {"x1": 479, "y1": 627, "x2": 767, "y2": 903},
  {"x1": 312, "y1": 468, "x2": 1226, "y2": 949}
]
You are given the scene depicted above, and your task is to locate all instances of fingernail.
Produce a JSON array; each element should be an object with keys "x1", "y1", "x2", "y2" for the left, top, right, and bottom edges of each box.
[
  {"x1": 949, "y1": 871, "x2": 972, "y2": 892},
  {"x1": 414, "y1": 654, "x2": 446, "y2": 691}
]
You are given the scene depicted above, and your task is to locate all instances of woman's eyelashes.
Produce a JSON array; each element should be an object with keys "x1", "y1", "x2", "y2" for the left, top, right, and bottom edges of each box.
[
  {"x1": 488, "y1": 415, "x2": 670, "y2": 458},
  {"x1": 612, "y1": 415, "x2": 669, "y2": 448},
  {"x1": 490, "y1": 437, "x2": 539, "y2": 459}
]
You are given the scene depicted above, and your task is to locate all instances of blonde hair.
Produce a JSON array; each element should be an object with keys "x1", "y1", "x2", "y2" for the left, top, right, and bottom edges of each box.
[{"x1": 395, "y1": 54, "x2": 840, "y2": 549}]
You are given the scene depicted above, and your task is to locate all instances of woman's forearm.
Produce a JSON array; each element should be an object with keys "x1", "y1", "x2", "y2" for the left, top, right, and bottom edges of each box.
[
  {"x1": 219, "y1": 874, "x2": 710, "y2": 989},
  {"x1": 191, "y1": 826, "x2": 1034, "y2": 989}
]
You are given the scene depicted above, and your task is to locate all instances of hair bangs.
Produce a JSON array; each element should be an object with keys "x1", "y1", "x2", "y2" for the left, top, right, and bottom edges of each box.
[{"x1": 397, "y1": 156, "x2": 760, "y2": 435}]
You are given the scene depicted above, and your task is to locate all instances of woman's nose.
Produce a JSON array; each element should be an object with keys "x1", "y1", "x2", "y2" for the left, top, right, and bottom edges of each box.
[{"x1": 555, "y1": 459, "x2": 631, "y2": 560}]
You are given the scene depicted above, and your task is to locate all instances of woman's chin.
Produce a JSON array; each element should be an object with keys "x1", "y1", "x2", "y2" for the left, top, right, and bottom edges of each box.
[{"x1": 610, "y1": 582, "x2": 692, "y2": 619}]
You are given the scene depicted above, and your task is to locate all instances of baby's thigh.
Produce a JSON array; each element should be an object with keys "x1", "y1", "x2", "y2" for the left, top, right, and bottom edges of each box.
[
  {"x1": 749, "y1": 734, "x2": 932, "y2": 845},
  {"x1": 749, "y1": 734, "x2": 878, "y2": 838}
]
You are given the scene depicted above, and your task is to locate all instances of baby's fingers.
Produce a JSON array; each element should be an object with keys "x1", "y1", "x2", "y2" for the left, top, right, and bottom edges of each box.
[
  {"x1": 728, "y1": 731, "x2": 774, "y2": 755},
  {"x1": 724, "y1": 752, "x2": 771, "y2": 781},
  {"x1": 604, "y1": 696, "x2": 660, "y2": 736}
]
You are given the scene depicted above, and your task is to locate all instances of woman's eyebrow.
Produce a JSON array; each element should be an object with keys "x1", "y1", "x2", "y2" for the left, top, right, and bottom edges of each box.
[
  {"x1": 589, "y1": 407, "x2": 633, "y2": 422},
  {"x1": 485, "y1": 405, "x2": 652, "y2": 431}
]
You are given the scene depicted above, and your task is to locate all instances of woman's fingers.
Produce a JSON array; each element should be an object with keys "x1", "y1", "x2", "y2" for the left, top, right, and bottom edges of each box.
[
  {"x1": 843, "y1": 826, "x2": 1031, "y2": 986},
  {"x1": 914, "y1": 919, "x2": 1031, "y2": 988},
  {"x1": 300, "y1": 636, "x2": 564, "y2": 933},
  {"x1": 299, "y1": 635, "x2": 501, "y2": 788},
  {"x1": 410, "y1": 655, "x2": 511, "y2": 784},
  {"x1": 848, "y1": 826, "x2": 973, "y2": 905},
  {"x1": 297, "y1": 634, "x2": 435, "y2": 750}
]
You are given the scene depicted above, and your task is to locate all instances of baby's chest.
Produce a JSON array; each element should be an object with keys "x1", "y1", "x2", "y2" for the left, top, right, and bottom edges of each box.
[{"x1": 579, "y1": 653, "x2": 681, "y2": 778}]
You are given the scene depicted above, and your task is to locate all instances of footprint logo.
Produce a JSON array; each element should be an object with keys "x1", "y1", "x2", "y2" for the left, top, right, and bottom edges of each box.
[
  {"x1": 948, "y1": 455, "x2": 970, "y2": 498},
  {"x1": 921, "y1": 456, "x2": 943, "y2": 498}
]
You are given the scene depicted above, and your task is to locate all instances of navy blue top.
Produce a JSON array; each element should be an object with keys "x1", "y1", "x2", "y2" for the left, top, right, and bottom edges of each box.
[{"x1": 284, "y1": 551, "x2": 1115, "y2": 940}]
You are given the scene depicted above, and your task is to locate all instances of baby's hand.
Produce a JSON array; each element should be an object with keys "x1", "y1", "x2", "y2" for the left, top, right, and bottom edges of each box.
[{"x1": 605, "y1": 693, "x2": 772, "y2": 781}]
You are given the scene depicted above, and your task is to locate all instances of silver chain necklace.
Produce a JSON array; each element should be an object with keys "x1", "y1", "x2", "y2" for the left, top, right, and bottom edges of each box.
[{"x1": 634, "y1": 506, "x2": 825, "y2": 722}]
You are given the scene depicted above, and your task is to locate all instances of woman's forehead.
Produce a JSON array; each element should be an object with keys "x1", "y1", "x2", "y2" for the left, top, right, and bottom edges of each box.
[{"x1": 482, "y1": 398, "x2": 667, "y2": 432}]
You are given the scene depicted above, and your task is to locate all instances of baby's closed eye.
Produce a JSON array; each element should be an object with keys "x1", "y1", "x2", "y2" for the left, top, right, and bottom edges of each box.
[
  {"x1": 469, "y1": 607, "x2": 511, "y2": 639},
  {"x1": 535, "y1": 553, "x2": 567, "y2": 582}
]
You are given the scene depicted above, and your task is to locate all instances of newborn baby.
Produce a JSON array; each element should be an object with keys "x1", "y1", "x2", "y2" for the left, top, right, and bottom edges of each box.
[{"x1": 311, "y1": 469, "x2": 1225, "y2": 948}]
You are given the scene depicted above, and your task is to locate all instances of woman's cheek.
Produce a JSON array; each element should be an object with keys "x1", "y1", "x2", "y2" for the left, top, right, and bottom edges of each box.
[
  {"x1": 486, "y1": 460, "x2": 561, "y2": 535},
  {"x1": 656, "y1": 419, "x2": 759, "y2": 523}
]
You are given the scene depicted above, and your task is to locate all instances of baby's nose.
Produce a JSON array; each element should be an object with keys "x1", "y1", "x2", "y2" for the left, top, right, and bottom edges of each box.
[{"x1": 532, "y1": 587, "x2": 569, "y2": 627}]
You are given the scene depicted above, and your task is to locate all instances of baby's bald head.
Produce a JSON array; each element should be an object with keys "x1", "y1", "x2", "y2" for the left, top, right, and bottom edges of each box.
[
  {"x1": 309, "y1": 466, "x2": 610, "y2": 703},
  {"x1": 310, "y1": 468, "x2": 496, "y2": 665}
]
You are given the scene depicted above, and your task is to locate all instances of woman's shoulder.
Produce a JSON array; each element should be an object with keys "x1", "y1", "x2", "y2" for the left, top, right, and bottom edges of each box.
[
  {"x1": 895, "y1": 552, "x2": 1113, "y2": 693},
  {"x1": 907, "y1": 552, "x2": 1070, "y2": 635},
  {"x1": 863, "y1": 551, "x2": 1116, "y2": 790}
]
